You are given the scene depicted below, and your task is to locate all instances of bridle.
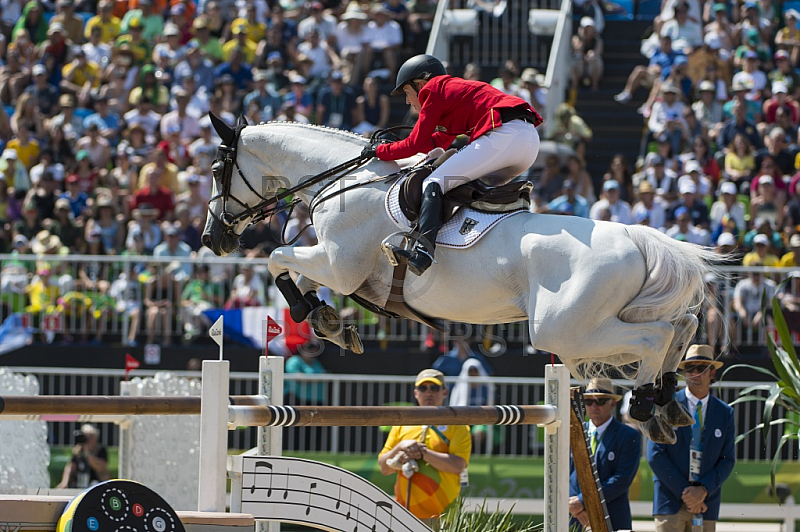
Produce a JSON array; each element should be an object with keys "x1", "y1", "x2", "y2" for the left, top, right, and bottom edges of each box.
[{"x1": 207, "y1": 120, "x2": 411, "y2": 239}]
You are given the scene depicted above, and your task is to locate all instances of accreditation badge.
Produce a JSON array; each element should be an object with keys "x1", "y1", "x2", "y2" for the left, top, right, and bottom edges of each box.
[{"x1": 689, "y1": 450, "x2": 703, "y2": 477}]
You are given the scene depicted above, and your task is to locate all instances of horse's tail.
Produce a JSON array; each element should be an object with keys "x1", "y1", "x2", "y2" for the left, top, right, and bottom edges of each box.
[{"x1": 621, "y1": 225, "x2": 717, "y2": 326}]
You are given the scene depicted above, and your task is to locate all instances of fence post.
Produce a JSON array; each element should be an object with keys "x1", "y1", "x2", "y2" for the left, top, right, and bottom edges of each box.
[{"x1": 198, "y1": 359, "x2": 229, "y2": 512}]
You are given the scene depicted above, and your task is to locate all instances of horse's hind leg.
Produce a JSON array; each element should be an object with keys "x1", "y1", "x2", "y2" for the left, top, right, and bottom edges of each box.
[{"x1": 652, "y1": 314, "x2": 698, "y2": 429}]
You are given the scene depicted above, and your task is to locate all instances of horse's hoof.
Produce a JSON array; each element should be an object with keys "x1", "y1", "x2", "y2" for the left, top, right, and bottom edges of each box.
[
  {"x1": 343, "y1": 325, "x2": 363, "y2": 354},
  {"x1": 645, "y1": 416, "x2": 677, "y2": 445},
  {"x1": 309, "y1": 305, "x2": 344, "y2": 337},
  {"x1": 662, "y1": 399, "x2": 694, "y2": 427}
]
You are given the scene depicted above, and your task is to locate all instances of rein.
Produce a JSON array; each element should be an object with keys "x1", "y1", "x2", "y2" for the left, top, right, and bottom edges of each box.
[{"x1": 210, "y1": 123, "x2": 413, "y2": 244}]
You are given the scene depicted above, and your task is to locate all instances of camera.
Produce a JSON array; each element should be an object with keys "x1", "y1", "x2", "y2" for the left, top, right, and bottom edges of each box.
[{"x1": 73, "y1": 430, "x2": 86, "y2": 444}]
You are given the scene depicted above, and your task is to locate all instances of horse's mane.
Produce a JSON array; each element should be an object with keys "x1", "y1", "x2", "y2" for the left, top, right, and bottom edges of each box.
[{"x1": 250, "y1": 120, "x2": 370, "y2": 145}]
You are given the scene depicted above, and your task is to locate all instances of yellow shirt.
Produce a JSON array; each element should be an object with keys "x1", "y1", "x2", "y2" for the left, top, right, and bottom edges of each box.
[
  {"x1": 743, "y1": 250, "x2": 780, "y2": 266},
  {"x1": 62, "y1": 60, "x2": 101, "y2": 88},
  {"x1": 222, "y1": 38, "x2": 257, "y2": 64},
  {"x1": 137, "y1": 161, "x2": 180, "y2": 194},
  {"x1": 6, "y1": 138, "x2": 40, "y2": 169},
  {"x1": 84, "y1": 15, "x2": 121, "y2": 43},
  {"x1": 230, "y1": 18, "x2": 266, "y2": 44},
  {"x1": 379, "y1": 424, "x2": 471, "y2": 519},
  {"x1": 780, "y1": 251, "x2": 798, "y2": 267}
]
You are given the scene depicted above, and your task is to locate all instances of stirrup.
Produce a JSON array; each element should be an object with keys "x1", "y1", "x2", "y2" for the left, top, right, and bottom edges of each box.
[{"x1": 381, "y1": 231, "x2": 415, "y2": 267}]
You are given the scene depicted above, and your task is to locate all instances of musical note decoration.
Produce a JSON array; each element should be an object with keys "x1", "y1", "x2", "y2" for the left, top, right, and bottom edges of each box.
[{"x1": 241, "y1": 455, "x2": 429, "y2": 532}]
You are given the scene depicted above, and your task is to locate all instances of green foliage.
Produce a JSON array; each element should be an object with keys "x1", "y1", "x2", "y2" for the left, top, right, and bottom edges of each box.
[
  {"x1": 439, "y1": 498, "x2": 542, "y2": 532},
  {"x1": 721, "y1": 279, "x2": 800, "y2": 498}
]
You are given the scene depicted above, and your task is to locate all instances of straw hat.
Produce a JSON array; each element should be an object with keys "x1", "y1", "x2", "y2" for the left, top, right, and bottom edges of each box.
[
  {"x1": 584, "y1": 378, "x2": 622, "y2": 401},
  {"x1": 31, "y1": 230, "x2": 64, "y2": 255},
  {"x1": 678, "y1": 344, "x2": 723, "y2": 370},
  {"x1": 93, "y1": 194, "x2": 118, "y2": 217}
]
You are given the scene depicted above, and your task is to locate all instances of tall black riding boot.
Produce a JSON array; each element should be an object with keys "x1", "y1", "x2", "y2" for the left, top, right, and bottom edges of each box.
[{"x1": 392, "y1": 182, "x2": 444, "y2": 276}]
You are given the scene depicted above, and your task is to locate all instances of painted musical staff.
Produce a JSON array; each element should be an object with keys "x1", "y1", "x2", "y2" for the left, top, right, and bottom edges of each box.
[{"x1": 240, "y1": 455, "x2": 428, "y2": 532}]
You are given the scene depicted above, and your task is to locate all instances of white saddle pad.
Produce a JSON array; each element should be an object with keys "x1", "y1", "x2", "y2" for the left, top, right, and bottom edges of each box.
[{"x1": 384, "y1": 177, "x2": 527, "y2": 249}]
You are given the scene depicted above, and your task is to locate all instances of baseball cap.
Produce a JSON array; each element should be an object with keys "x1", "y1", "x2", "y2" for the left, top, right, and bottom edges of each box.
[
  {"x1": 76, "y1": 149, "x2": 90, "y2": 161},
  {"x1": 55, "y1": 197, "x2": 71, "y2": 211},
  {"x1": 267, "y1": 51, "x2": 282, "y2": 62},
  {"x1": 2, "y1": 149, "x2": 17, "y2": 160},
  {"x1": 562, "y1": 179, "x2": 576, "y2": 189},
  {"x1": 169, "y1": 3, "x2": 186, "y2": 15},
  {"x1": 786, "y1": 8, "x2": 800, "y2": 19},
  {"x1": 128, "y1": 17, "x2": 143, "y2": 28},
  {"x1": 672, "y1": 55, "x2": 688, "y2": 66},
  {"x1": 685, "y1": 160, "x2": 702, "y2": 174},
  {"x1": 164, "y1": 225, "x2": 180, "y2": 236},
  {"x1": 603, "y1": 179, "x2": 620, "y2": 191},
  {"x1": 790, "y1": 234, "x2": 800, "y2": 247},
  {"x1": 731, "y1": 81, "x2": 748, "y2": 92},
  {"x1": 47, "y1": 22, "x2": 65, "y2": 35},
  {"x1": 773, "y1": 81, "x2": 788, "y2": 94},
  {"x1": 758, "y1": 174, "x2": 775, "y2": 186},
  {"x1": 186, "y1": 173, "x2": 200, "y2": 184},
  {"x1": 713, "y1": 3, "x2": 727, "y2": 12},
  {"x1": 415, "y1": 369, "x2": 445, "y2": 387},
  {"x1": 698, "y1": 80, "x2": 715, "y2": 92},
  {"x1": 745, "y1": 1, "x2": 757, "y2": 9},
  {"x1": 13, "y1": 235, "x2": 29, "y2": 247},
  {"x1": 775, "y1": 49, "x2": 791, "y2": 61},
  {"x1": 703, "y1": 32, "x2": 722, "y2": 49},
  {"x1": 66, "y1": 174, "x2": 80, "y2": 183},
  {"x1": 639, "y1": 180, "x2": 655, "y2": 193},
  {"x1": 651, "y1": 154, "x2": 666, "y2": 166},
  {"x1": 719, "y1": 181, "x2": 737, "y2": 195},
  {"x1": 717, "y1": 232, "x2": 736, "y2": 247},
  {"x1": 679, "y1": 180, "x2": 697, "y2": 194},
  {"x1": 163, "y1": 23, "x2": 180, "y2": 36},
  {"x1": 754, "y1": 233, "x2": 770, "y2": 246},
  {"x1": 580, "y1": 16, "x2": 595, "y2": 28},
  {"x1": 744, "y1": 50, "x2": 759, "y2": 60},
  {"x1": 32, "y1": 63, "x2": 47, "y2": 76},
  {"x1": 661, "y1": 83, "x2": 680, "y2": 94},
  {"x1": 232, "y1": 23, "x2": 248, "y2": 34}
]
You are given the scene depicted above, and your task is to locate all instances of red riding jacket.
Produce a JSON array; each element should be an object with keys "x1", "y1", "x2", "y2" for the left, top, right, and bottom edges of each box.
[{"x1": 376, "y1": 75, "x2": 543, "y2": 161}]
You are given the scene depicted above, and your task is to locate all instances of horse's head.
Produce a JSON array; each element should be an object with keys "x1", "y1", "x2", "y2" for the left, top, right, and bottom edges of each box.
[{"x1": 202, "y1": 114, "x2": 285, "y2": 256}]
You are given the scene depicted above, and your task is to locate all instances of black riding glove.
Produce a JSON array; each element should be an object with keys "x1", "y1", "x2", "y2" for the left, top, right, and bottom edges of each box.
[{"x1": 361, "y1": 145, "x2": 377, "y2": 159}]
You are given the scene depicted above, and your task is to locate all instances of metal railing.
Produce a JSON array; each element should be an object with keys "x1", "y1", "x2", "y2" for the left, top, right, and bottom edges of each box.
[
  {"x1": 7, "y1": 367, "x2": 796, "y2": 462},
  {"x1": 0, "y1": 254, "x2": 797, "y2": 350}
]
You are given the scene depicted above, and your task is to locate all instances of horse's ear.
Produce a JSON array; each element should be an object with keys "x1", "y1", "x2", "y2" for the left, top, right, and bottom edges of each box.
[
  {"x1": 238, "y1": 115, "x2": 248, "y2": 127},
  {"x1": 210, "y1": 113, "x2": 236, "y2": 147}
]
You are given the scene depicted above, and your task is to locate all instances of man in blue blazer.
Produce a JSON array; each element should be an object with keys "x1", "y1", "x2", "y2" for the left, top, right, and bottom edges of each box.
[
  {"x1": 569, "y1": 378, "x2": 642, "y2": 531},
  {"x1": 647, "y1": 344, "x2": 736, "y2": 531}
]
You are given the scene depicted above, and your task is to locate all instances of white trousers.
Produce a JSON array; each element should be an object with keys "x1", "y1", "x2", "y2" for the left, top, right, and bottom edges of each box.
[{"x1": 422, "y1": 119, "x2": 541, "y2": 193}]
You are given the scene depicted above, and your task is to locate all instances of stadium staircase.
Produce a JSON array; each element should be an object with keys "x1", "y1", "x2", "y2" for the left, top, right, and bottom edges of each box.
[{"x1": 574, "y1": 18, "x2": 653, "y2": 187}]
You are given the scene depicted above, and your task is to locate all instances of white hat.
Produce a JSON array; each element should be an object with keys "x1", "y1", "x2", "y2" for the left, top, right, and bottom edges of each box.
[
  {"x1": 2, "y1": 149, "x2": 17, "y2": 160},
  {"x1": 754, "y1": 233, "x2": 770, "y2": 246},
  {"x1": 163, "y1": 23, "x2": 180, "y2": 36},
  {"x1": 704, "y1": 32, "x2": 722, "y2": 49},
  {"x1": 679, "y1": 180, "x2": 697, "y2": 194},
  {"x1": 684, "y1": 160, "x2": 702, "y2": 173},
  {"x1": 580, "y1": 16, "x2": 595, "y2": 28},
  {"x1": 790, "y1": 234, "x2": 800, "y2": 247},
  {"x1": 758, "y1": 174, "x2": 775, "y2": 186},
  {"x1": 717, "y1": 232, "x2": 736, "y2": 247},
  {"x1": 32, "y1": 63, "x2": 47, "y2": 76},
  {"x1": 773, "y1": 82, "x2": 788, "y2": 94},
  {"x1": 719, "y1": 181, "x2": 737, "y2": 195}
]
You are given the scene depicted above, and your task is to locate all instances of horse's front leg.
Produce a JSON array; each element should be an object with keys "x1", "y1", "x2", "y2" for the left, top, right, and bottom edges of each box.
[{"x1": 268, "y1": 245, "x2": 346, "y2": 340}]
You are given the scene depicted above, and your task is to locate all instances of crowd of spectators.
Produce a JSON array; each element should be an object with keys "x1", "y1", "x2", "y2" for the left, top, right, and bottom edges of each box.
[
  {"x1": 0, "y1": 0, "x2": 443, "y2": 345},
  {"x1": 549, "y1": 0, "x2": 800, "y2": 350}
]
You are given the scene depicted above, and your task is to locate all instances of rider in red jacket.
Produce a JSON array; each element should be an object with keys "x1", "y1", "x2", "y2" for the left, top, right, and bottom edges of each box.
[{"x1": 365, "y1": 55, "x2": 543, "y2": 276}]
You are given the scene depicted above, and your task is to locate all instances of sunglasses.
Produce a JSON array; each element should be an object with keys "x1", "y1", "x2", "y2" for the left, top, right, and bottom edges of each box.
[
  {"x1": 584, "y1": 398, "x2": 609, "y2": 406},
  {"x1": 416, "y1": 384, "x2": 441, "y2": 393},
  {"x1": 683, "y1": 364, "x2": 712, "y2": 374}
]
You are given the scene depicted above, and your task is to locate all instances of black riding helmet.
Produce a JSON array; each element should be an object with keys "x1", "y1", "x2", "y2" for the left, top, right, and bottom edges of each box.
[{"x1": 391, "y1": 54, "x2": 447, "y2": 96}]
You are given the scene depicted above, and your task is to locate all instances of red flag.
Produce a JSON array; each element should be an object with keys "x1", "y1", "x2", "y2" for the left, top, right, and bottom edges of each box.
[
  {"x1": 125, "y1": 353, "x2": 140, "y2": 381},
  {"x1": 266, "y1": 316, "x2": 282, "y2": 346}
]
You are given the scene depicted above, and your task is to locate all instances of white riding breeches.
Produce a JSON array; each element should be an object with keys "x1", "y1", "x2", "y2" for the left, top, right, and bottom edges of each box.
[{"x1": 422, "y1": 119, "x2": 541, "y2": 193}]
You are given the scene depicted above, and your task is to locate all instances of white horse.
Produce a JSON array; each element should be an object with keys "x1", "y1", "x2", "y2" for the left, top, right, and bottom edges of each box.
[{"x1": 202, "y1": 118, "x2": 717, "y2": 443}]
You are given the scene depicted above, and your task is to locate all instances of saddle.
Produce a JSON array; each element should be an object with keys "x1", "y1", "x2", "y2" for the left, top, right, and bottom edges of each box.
[{"x1": 398, "y1": 152, "x2": 533, "y2": 223}]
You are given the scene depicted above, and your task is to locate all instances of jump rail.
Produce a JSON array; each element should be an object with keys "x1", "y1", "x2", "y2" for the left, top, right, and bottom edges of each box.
[{"x1": 0, "y1": 396, "x2": 557, "y2": 428}]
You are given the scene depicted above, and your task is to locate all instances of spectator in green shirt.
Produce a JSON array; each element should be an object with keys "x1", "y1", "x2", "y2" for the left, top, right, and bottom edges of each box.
[{"x1": 284, "y1": 341, "x2": 327, "y2": 405}]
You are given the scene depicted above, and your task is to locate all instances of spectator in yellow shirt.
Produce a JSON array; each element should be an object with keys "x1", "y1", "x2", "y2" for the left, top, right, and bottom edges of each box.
[
  {"x1": 61, "y1": 48, "x2": 101, "y2": 95},
  {"x1": 780, "y1": 234, "x2": 800, "y2": 266},
  {"x1": 378, "y1": 369, "x2": 470, "y2": 528},
  {"x1": 137, "y1": 146, "x2": 179, "y2": 194},
  {"x1": 743, "y1": 233, "x2": 781, "y2": 266},
  {"x1": 222, "y1": 23, "x2": 257, "y2": 64},
  {"x1": 114, "y1": 17, "x2": 150, "y2": 65},
  {"x1": 6, "y1": 122, "x2": 40, "y2": 169},
  {"x1": 84, "y1": 0, "x2": 121, "y2": 43},
  {"x1": 230, "y1": 4, "x2": 265, "y2": 44}
]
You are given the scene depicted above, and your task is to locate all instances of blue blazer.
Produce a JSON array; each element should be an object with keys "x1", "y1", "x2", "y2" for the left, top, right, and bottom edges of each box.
[
  {"x1": 569, "y1": 417, "x2": 642, "y2": 530},
  {"x1": 646, "y1": 389, "x2": 736, "y2": 520}
]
